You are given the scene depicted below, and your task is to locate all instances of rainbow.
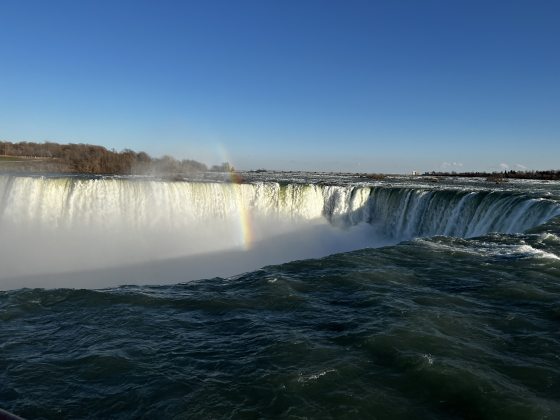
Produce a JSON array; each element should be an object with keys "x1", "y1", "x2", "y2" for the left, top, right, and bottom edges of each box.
[
  {"x1": 228, "y1": 170, "x2": 254, "y2": 250},
  {"x1": 216, "y1": 142, "x2": 255, "y2": 250}
]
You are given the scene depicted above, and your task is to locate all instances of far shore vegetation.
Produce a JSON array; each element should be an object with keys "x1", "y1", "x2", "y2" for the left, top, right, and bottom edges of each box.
[
  {"x1": 1, "y1": 140, "x2": 559, "y2": 180},
  {"x1": 0, "y1": 140, "x2": 233, "y2": 175}
]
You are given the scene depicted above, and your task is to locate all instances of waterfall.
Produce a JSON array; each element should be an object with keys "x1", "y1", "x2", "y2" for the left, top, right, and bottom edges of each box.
[
  {"x1": 1, "y1": 175, "x2": 559, "y2": 281},
  {"x1": 1, "y1": 175, "x2": 558, "y2": 238}
]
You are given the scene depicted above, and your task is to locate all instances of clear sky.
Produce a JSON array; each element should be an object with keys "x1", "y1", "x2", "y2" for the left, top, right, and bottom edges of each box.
[{"x1": 1, "y1": 0, "x2": 559, "y2": 173}]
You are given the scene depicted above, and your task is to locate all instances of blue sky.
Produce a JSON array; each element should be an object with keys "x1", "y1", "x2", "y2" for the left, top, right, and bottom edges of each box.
[{"x1": 1, "y1": 0, "x2": 559, "y2": 173}]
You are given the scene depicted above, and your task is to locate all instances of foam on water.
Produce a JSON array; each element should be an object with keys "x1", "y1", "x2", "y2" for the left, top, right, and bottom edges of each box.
[{"x1": 514, "y1": 244, "x2": 560, "y2": 260}]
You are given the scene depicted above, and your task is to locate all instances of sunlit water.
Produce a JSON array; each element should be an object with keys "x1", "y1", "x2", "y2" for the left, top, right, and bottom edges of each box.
[{"x1": 1, "y1": 173, "x2": 559, "y2": 418}]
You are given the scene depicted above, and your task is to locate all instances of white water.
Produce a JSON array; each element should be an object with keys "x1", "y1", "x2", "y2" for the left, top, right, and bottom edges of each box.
[{"x1": 0, "y1": 175, "x2": 558, "y2": 287}]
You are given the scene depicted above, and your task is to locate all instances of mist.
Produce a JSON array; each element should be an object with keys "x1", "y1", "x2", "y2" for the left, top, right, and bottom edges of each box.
[{"x1": 0, "y1": 215, "x2": 390, "y2": 290}]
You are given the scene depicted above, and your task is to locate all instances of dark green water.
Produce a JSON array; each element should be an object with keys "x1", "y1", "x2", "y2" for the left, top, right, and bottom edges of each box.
[{"x1": 2, "y1": 224, "x2": 560, "y2": 419}]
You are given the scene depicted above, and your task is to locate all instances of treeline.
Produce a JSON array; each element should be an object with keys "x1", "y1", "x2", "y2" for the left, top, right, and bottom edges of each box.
[
  {"x1": 423, "y1": 170, "x2": 560, "y2": 181},
  {"x1": 0, "y1": 141, "x2": 232, "y2": 175}
]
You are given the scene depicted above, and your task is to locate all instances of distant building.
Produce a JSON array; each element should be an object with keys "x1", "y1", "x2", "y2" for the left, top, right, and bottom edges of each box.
[{"x1": 412, "y1": 170, "x2": 418, "y2": 176}]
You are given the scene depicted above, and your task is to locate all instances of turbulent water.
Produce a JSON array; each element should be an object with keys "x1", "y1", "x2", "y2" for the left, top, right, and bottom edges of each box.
[{"x1": 1, "y1": 173, "x2": 560, "y2": 419}]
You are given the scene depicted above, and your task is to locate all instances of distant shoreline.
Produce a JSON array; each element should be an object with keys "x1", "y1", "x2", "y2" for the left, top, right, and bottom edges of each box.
[
  {"x1": 0, "y1": 140, "x2": 230, "y2": 176},
  {"x1": 1, "y1": 140, "x2": 559, "y2": 181},
  {"x1": 423, "y1": 171, "x2": 560, "y2": 181}
]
